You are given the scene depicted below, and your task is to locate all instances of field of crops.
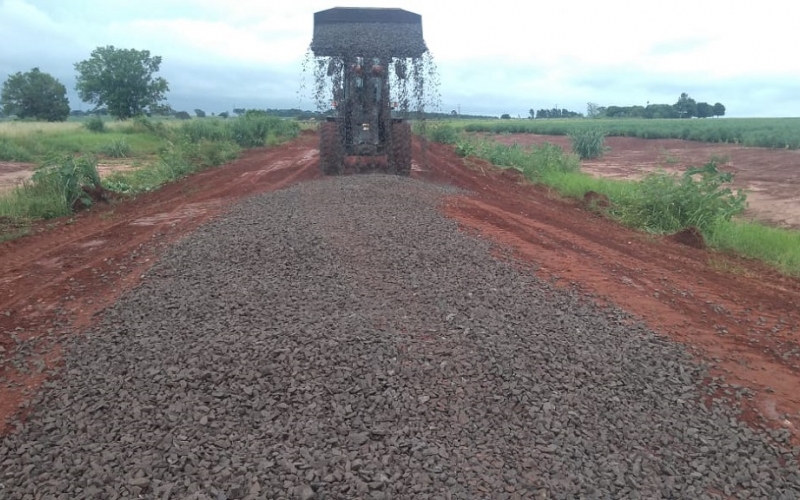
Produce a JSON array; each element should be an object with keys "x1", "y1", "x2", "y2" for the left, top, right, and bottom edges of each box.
[{"x1": 460, "y1": 117, "x2": 800, "y2": 150}]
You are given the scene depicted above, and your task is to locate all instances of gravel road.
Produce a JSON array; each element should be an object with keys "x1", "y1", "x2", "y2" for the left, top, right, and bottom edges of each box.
[{"x1": 2, "y1": 175, "x2": 799, "y2": 499}]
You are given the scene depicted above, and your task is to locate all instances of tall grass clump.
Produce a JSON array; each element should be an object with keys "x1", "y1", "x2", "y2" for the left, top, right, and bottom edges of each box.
[
  {"x1": 0, "y1": 137, "x2": 34, "y2": 162},
  {"x1": 453, "y1": 137, "x2": 580, "y2": 180},
  {"x1": 0, "y1": 154, "x2": 102, "y2": 219},
  {"x1": 611, "y1": 161, "x2": 747, "y2": 233},
  {"x1": 97, "y1": 138, "x2": 132, "y2": 158},
  {"x1": 425, "y1": 122, "x2": 459, "y2": 144},
  {"x1": 569, "y1": 129, "x2": 607, "y2": 159},
  {"x1": 180, "y1": 119, "x2": 230, "y2": 143},
  {"x1": 229, "y1": 112, "x2": 299, "y2": 148}
]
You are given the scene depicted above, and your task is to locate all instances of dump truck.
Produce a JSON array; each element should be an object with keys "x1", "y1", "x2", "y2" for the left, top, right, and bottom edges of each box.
[{"x1": 310, "y1": 7, "x2": 427, "y2": 175}]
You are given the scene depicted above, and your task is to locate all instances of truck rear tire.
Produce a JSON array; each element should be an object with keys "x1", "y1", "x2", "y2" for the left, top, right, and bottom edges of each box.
[
  {"x1": 389, "y1": 122, "x2": 412, "y2": 176},
  {"x1": 319, "y1": 122, "x2": 343, "y2": 175}
]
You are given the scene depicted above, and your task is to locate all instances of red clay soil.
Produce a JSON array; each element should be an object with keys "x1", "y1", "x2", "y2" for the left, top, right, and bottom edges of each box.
[
  {"x1": 0, "y1": 131, "x2": 321, "y2": 433},
  {"x1": 413, "y1": 138, "x2": 800, "y2": 444}
]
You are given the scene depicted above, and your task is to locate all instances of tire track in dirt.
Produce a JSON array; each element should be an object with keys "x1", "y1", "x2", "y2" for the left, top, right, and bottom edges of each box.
[
  {"x1": 414, "y1": 138, "x2": 800, "y2": 444},
  {"x1": 0, "y1": 131, "x2": 322, "y2": 433}
]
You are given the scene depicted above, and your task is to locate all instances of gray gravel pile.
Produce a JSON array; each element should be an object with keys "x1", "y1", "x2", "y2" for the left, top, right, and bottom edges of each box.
[
  {"x1": 2, "y1": 175, "x2": 800, "y2": 499},
  {"x1": 311, "y1": 23, "x2": 427, "y2": 59}
]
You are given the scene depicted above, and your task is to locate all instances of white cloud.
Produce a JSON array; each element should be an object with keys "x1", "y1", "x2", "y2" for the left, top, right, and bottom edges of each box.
[{"x1": 2, "y1": 0, "x2": 799, "y2": 116}]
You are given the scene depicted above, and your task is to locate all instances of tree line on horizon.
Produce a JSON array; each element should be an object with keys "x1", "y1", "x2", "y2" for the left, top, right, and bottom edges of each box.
[
  {"x1": 1, "y1": 52, "x2": 730, "y2": 124},
  {"x1": 587, "y1": 93, "x2": 726, "y2": 119},
  {"x1": 503, "y1": 94, "x2": 727, "y2": 121}
]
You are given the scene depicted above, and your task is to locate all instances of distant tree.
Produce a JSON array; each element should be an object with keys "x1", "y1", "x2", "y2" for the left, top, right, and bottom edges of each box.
[
  {"x1": 74, "y1": 46, "x2": 169, "y2": 120},
  {"x1": 194, "y1": 108, "x2": 206, "y2": 118},
  {"x1": 149, "y1": 103, "x2": 174, "y2": 116},
  {"x1": 500, "y1": 113, "x2": 511, "y2": 119},
  {"x1": 696, "y1": 102, "x2": 714, "y2": 118},
  {"x1": 529, "y1": 108, "x2": 536, "y2": 119},
  {"x1": 587, "y1": 102, "x2": 602, "y2": 118},
  {"x1": 233, "y1": 108, "x2": 246, "y2": 116},
  {"x1": 674, "y1": 92, "x2": 697, "y2": 118},
  {"x1": 451, "y1": 109, "x2": 458, "y2": 116},
  {"x1": 713, "y1": 102, "x2": 726, "y2": 117},
  {"x1": 1, "y1": 68, "x2": 70, "y2": 121},
  {"x1": 175, "y1": 111, "x2": 191, "y2": 120},
  {"x1": 218, "y1": 111, "x2": 229, "y2": 118}
]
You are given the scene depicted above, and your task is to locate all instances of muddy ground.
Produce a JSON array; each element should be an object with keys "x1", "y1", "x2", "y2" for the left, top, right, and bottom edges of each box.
[
  {"x1": 1, "y1": 131, "x2": 800, "y2": 496},
  {"x1": 491, "y1": 134, "x2": 800, "y2": 229}
]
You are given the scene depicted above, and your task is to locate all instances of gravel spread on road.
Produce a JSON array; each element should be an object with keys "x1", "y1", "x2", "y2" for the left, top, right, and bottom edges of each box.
[{"x1": 2, "y1": 175, "x2": 799, "y2": 499}]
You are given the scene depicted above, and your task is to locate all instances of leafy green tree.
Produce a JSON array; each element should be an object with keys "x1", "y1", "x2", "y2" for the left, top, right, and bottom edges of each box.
[
  {"x1": 219, "y1": 111, "x2": 229, "y2": 119},
  {"x1": 1, "y1": 68, "x2": 70, "y2": 121},
  {"x1": 500, "y1": 113, "x2": 511, "y2": 119},
  {"x1": 175, "y1": 111, "x2": 191, "y2": 120},
  {"x1": 674, "y1": 92, "x2": 697, "y2": 118},
  {"x1": 74, "y1": 46, "x2": 169, "y2": 120},
  {"x1": 713, "y1": 102, "x2": 726, "y2": 117},
  {"x1": 696, "y1": 102, "x2": 714, "y2": 118},
  {"x1": 194, "y1": 108, "x2": 206, "y2": 118}
]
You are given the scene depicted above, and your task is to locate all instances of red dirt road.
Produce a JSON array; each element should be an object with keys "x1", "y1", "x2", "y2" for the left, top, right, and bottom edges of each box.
[
  {"x1": 0, "y1": 132, "x2": 321, "y2": 432},
  {"x1": 414, "y1": 139, "x2": 800, "y2": 443},
  {"x1": 2, "y1": 132, "x2": 800, "y2": 449}
]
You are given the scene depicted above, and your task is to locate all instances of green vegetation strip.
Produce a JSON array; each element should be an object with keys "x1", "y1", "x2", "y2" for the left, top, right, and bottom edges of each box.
[
  {"x1": 0, "y1": 113, "x2": 299, "y2": 225},
  {"x1": 455, "y1": 117, "x2": 800, "y2": 150},
  {"x1": 420, "y1": 123, "x2": 800, "y2": 276}
]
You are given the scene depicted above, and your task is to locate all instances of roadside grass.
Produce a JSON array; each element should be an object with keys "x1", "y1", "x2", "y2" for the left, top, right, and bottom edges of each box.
[
  {"x1": 0, "y1": 115, "x2": 300, "y2": 229},
  {"x1": 0, "y1": 125, "x2": 163, "y2": 161},
  {"x1": 423, "y1": 128, "x2": 800, "y2": 276}
]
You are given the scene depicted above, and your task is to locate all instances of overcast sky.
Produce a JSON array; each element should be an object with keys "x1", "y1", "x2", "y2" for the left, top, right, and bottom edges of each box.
[{"x1": 1, "y1": 0, "x2": 798, "y2": 117}]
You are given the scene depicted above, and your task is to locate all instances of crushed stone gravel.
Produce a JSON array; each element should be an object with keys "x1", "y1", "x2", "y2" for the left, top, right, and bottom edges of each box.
[{"x1": 1, "y1": 175, "x2": 799, "y2": 499}]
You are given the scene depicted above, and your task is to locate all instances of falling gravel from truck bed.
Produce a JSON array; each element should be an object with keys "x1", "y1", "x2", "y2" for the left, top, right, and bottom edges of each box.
[{"x1": 2, "y1": 175, "x2": 799, "y2": 499}]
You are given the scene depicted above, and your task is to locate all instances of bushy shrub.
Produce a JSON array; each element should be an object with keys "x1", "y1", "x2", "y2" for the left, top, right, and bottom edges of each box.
[{"x1": 84, "y1": 116, "x2": 105, "y2": 133}]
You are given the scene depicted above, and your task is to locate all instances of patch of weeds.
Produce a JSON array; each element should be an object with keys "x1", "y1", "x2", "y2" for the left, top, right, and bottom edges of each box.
[
  {"x1": 569, "y1": 129, "x2": 608, "y2": 159},
  {"x1": 97, "y1": 138, "x2": 132, "y2": 158}
]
